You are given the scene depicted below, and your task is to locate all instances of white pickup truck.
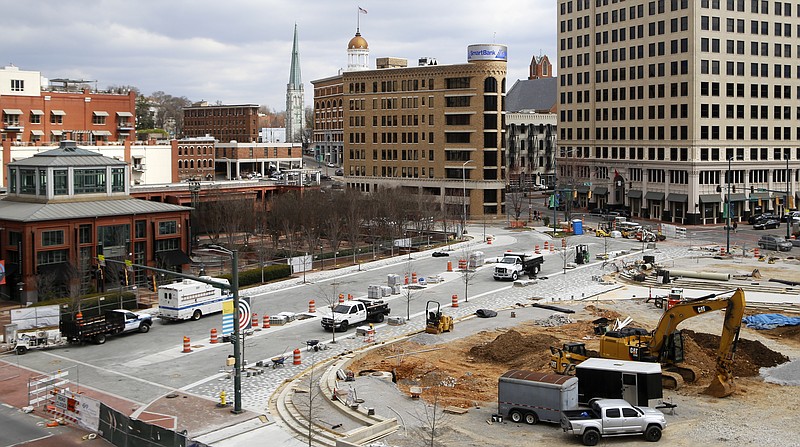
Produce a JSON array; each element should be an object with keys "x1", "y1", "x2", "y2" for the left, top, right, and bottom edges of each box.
[
  {"x1": 492, "y1": 252, "x2": 544, "y2": 280},
  {"x1": 321, "y1": 298, "x2": 390, "y2": 332},
  {"x1": 560, "y1": 399, "x2": 666, "y2": 446}
]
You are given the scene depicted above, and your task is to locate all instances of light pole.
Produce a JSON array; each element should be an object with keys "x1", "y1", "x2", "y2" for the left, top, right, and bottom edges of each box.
[
  {"x1": 786, "y1": 156, "x2": 791, "y2": 239},
  {"x1": 726, "y1": 156, "x2": 733, "y2": 254},
  {"x1": 462, "y1": 160, "x2": 473, "y2": 236}
]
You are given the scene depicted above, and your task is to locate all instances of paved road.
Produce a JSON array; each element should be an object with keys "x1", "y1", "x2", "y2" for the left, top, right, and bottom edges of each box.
[{"x1": 0, "y1": 223, "x2": 661, "y2": 412}]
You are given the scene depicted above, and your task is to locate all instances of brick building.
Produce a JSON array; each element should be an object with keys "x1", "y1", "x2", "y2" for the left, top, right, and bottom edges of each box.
[
  {"x1": 313, "y1": 31, "x2": 509, "y2": 221},
  {"x1": 182, "y1": 103, "x2": 260, "y2": 143},
  {"x1": 0, "y1": 65, "x2": 135, "y2": 145},
  {"x1": 0, "y1": 141, "x2": 191, "y2": 304}
]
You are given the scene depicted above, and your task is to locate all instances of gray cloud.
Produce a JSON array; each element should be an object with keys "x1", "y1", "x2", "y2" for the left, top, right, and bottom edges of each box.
[{"x1": 5, "y1": 0, "x2": 556, "y2": 111}]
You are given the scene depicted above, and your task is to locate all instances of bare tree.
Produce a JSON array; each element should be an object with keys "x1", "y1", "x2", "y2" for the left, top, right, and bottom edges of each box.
[
  {"x1": 299, "y1": 191, "x2": 326, "y2": 264},
  {"x1": 408, "y1": 384, "x2": 454, "y2": 447},
  {"x1": 459, "y1": 244, "x2": 479, "y2": 303},
  {"x1": 342, "y1": 189, "x2": 365, "y2": 265},
  {"x1": 324, "y1": 192, "x2": 347, "y2": 266},
  {"x1": 507, "y1": 189, "x2": 525, "y2": 223}
]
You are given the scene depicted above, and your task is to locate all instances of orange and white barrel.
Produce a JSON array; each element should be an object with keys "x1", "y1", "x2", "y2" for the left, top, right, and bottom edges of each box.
[
  {"x1": 263, "y1": 315, "x2": 270, "y2": 328},
  {"x1": 182, "y1": 336, "x2": 191, "y2": 353},
  {"x1": 293, "y1": 348, "x2": 302, "y2": 365},
  {"x1": 308, "y1": 300, "x2": 316, "y2": 313},
  {"x1": 452, "y1": 294, "x2": 459, "y2": 308},
  {"x1": 210, "y1": 328, "x2": 218, "y2": 344}
]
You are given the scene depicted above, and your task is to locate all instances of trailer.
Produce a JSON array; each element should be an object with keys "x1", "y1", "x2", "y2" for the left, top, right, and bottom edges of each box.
[
  {"x1": 498, "y1": 370, "x2": 579, "y2": 425},
  {"x1": 574, "y1": 358, "x2": 663, "y2": 407},
  {"x1": 158, "y1": 276, "x2": 231, "y2": 321}
]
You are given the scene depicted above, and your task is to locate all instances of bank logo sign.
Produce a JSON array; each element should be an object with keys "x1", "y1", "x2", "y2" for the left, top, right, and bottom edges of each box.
[{"x1": 467, "y1": 44, "x2": 508, "y2": 62}]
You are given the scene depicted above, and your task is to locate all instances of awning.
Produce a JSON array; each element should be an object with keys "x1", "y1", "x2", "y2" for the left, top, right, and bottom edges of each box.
[
  {"x1": 729, "y1": 193, "x2": 747, "y2": 201},
  {"x1": 627, "y1": 190, "x2": 643, "y2": 199},
  {"x1": 644, "y1": 191, "x2": 664, "y2": 201},
  {"x1": 51, "y1": 130, "x2": 63, "y2": 135},
  {"x1": 575, "y1": 185, "x2": 590, "y2": 193},
  {"x1": 30, "y1": 109, "x2": 44, "y2": 115},
  {"x1": 157, "y1": 250, "x2": 193, "y2": 266},
  {"x1": 92, "y1": 130, "x2": 112, "y2": 136},
  {"x1": 93, "y1": 111, "x2": 109, "y2": 117},
  {"x1": 667, "y1": 193, "x2": 688, "y2": 202},
  {"x1": 30, "y1": 130, "x2": 44, "y2": 136},
  {"x1": 594, "y1": 186, "x2": 608, "y2": 195},
  {"x1": 749, "y1": 192, "x2": 771, "y2": 200},
  {"x1": 699, "y1": 194, "x2": 721, "y2": 203},
  {"x1": 51, "y1": 110, "x2": 66, "y2": 116},
  {"x1": 3, "y1": 108, "x2": 23, "y2": 115},
  {"x1": 116, "y1": 111, "x2": 133, "y2": 117}
]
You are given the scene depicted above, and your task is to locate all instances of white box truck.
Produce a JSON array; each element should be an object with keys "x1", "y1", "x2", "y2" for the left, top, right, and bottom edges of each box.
[
  {"x1": 158, "y1": 276, "x2": 231, "y2": 321},
  {"x1": 498, "y1": 370, "x2": 579, "y2": 425}
]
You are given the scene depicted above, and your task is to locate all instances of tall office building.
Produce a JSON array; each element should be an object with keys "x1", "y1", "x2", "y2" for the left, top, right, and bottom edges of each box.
[
  {"x1": 313, "y1": 35, "x2": 509, "y2": 221},
  {"x1": 286, "y1": 24, "x2": 306, "y2": 143},
  {"x1": 558, "y1": 0, "x2": 799, "y2": 225}
]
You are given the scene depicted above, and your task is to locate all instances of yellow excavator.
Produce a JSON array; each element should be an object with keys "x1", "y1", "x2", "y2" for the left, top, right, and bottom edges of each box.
[{"x1": 550, "y1": 288, "x2": 746, "y2": 397}]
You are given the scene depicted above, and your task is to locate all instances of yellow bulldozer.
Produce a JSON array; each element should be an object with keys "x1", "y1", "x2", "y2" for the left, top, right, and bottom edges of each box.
[
  {"x1": 425, "y1": 301, "x2": 453, "y2": 334},
  {"x1": 550, "y1": 288, "x2": 746, "y2": 397}
]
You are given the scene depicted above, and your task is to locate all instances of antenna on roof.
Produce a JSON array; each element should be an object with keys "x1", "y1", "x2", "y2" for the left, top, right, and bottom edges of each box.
[{"x1": 493, "y1": 32, "x2": 496, "y2": 43}]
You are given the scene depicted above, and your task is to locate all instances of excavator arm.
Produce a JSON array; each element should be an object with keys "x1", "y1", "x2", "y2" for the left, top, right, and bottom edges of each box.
[{"x1": 648, "y1": 288, "x2": 746, "y2": 397}]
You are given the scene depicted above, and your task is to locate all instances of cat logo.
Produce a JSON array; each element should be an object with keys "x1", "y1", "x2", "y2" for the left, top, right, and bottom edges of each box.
[{"x1": 694, "y1": 305, "x2": 712, "y2": 314}]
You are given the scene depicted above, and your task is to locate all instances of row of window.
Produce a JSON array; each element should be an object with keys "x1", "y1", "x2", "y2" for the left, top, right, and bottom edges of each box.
[
  {"x1": 177, "y1": 159, "x2": 213, "y2": 169},
  {"x1": 561, "y1": 145, "x2": 800, "y2": 162},
  {"x1": 177, "y1": 145, "x2": 213, "y2": 156},
  {"x1": 36, "y1": 220, "x2": 175, "y2": 250},
  {"x1": 8, "y1": 168, "x2": 125, "y2": 196}
]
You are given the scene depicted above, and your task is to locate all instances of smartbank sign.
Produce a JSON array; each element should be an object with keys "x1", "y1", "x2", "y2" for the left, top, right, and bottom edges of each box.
[{"x1": 467, "y1": 44, "x2": 508, "y2": 62}]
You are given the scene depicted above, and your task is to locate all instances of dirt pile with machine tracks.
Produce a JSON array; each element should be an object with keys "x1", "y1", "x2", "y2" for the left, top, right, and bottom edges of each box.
[{"x1": 349, "y1": 305, "x2": 792, "y2": 408}]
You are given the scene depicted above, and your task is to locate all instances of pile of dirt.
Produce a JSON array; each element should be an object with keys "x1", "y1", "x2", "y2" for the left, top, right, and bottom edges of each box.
[
  {"x1": 684, "y1": 329, "x2": 790, "y2": 377},
  {"x1": 468, "y1": 329, "x2": 559, "y2": 365}
]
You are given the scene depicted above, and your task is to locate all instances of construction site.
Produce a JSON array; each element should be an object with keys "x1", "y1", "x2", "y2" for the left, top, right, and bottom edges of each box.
[{"x1": 335, "y1": 247, "x2": 800, "y2": 446}]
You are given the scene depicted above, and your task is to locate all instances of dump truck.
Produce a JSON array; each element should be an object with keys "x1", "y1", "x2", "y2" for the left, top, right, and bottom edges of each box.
[
  {"x1": 60, "y1": 309, "x2": 152, "y2": 345},
  {"x1": 493, "y1": 252, "x2": 544, "y2": 280},
  {"x1": 321, "y1": 298, "x2": 390, "y2": 332}
]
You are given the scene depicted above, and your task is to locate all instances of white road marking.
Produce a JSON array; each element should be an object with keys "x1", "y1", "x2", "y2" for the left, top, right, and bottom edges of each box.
[{"x1": 39, "y1": 351, "x2": 174, "y2": 392}]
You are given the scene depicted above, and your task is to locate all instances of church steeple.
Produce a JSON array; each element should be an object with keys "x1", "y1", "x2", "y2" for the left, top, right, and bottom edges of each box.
[
  {"x1": 288, "y1": 23, "x2": 302, "y2": 89},
  {"x1": 286, "y1": 23, "x2": 305, "y2": 143}
]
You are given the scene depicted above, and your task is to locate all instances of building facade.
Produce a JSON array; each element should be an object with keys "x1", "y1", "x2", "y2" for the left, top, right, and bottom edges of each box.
[
  {"x1": 311, "y1": 76, "x2": 345, "y2": 165},
  {"x1": 0, "y1": 141, "x2": 191, "y2": 304},
  {"x1": 0, "y1": 65, "x2": 136, "y2": 145},
  {"x1": 286, "y1": 24, "x2": 306, "y2": 144},
  {"x1": 176, "y1": 136, "x2": 216, "y2": 181},
  {"x1": 505, "y1": 74, "x2": 558, "y2": 193},
  {"x1": 182, "y1": 103, "x2": 260, "y2": 143},
  {"x1": 313, "y1": 33, "x2": 509, "y2": 221},
  {"x1": 557, "y1": 0, "x2": 800, "y2": 224}
]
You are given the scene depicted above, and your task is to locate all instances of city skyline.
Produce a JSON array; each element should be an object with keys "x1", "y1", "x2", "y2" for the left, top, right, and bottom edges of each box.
[{"x1": 4, "y1": 0, "x2": 556, "y2": 111}]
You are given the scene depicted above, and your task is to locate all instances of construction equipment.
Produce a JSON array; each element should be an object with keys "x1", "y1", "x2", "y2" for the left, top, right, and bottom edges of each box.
[
  {"x1": 595, "y1": 227, "x2": 611, "y2": 237},
  {"x1": 425, "y1": 300, "x2": 453, "y2": 334},
  {"x1": 550, "y1": 288, "x2": 746, "y2": 397},
  {"x1": 575, "y1": 245, "x2": 589, "y2": 265},
  {"x1": 549, "y1": 342, "x2": 589, "y2": 375}
]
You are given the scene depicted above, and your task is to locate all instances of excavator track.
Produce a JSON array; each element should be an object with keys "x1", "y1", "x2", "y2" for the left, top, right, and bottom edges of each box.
[
  {"x1": 666, "y1": 364, "x2": 699, "y2": 383},
  {"x1": 661, "y1": 371, "x2": 684, "y2": 390}
]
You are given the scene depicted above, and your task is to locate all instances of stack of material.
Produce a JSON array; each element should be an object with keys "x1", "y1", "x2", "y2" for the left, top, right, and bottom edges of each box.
[
  {"x1": 380, "y1": 286, "x2": 392, "y2": 297},
  {"x1": 387, "y1": 274, "x2": 402, "y2": 287},
  {"x1": 368, "y1": 285, "x2": 382, "y2": 299},
  {"x1": 276, "y1": 312, "x2": 296, "y2": 322},
  {"x1": 534, "y1": 314, "x2": 573, "y2": 327},
  {"x1": 269, "y1": 315, "x2": 288, "y2": 326},
  {"x1": 387, "y1": 316, "x2": 405, "y2": 326}
]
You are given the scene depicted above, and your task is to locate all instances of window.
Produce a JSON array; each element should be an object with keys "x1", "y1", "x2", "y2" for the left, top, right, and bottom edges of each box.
[
  {"x1": 159, "y1": 220, "x2": 178, "y2": 235},
  {"x1": 79, "y1": 225, "x2": 92, "y2": 244},
  {"x1": 135, "y1": 220, "x2": 146, "y2": 238},
  {"x1": 111, "y1": 168, "x2": 125, "y2": 192},
  {"x1": 20, "y1": 169, "x2": 36, "y2": 195},
  {"x1": 10, "y1": 79, "x2": 23, "y2": 92},
  {"x1": 73, "y1": 169, "x2": 107, "y2": 194},
  {"x1": 53, "y1": 170, "x2": 68, "y2": 195},
  {"x1": 445, "y1": 77, "x2": 471, "y2": 89},
  {"x1": 42, "y1": 230, "x2": 65, "y2": 247},
  {"x1": 92, "y1": 112, "x2": 107, "y2": 125}
]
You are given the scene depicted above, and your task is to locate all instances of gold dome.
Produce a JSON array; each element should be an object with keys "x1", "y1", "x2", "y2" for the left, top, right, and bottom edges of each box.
[{"x1": 348, "y1": 32, "x2": 368, "y2": 50}]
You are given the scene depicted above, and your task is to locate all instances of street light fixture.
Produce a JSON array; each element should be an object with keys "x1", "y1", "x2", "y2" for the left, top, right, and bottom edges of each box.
[
  {"x1": 726, "y1": 156, "x2": 733, "y2": 255},
  {"x1": 462, "y1": 160, "x2": 474, "y2": 236},
  {"x1": 786, "y1": 156, "x2": 791, "y2": 239}
]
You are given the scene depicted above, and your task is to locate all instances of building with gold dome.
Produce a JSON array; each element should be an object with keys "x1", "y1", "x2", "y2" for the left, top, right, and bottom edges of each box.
[{"x1": 313, "y1": 27, "x2": 509, "y2": 223}]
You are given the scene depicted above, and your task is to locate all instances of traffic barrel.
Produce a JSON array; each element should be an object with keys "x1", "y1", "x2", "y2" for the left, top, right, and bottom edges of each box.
[
  {"x1": 458, "y1": 259, "x2": 467, "y2": 270},
  {"x1": 348, "y1": 294, "x2": 353, "y2": 300},
  {"x1": 544, "y1": 241, "x2": 549, "y2": 250},
  {"x1": 405, "y1": 275, "x2": 409, "y2": 285},
  {"x1": 308, "y1": 300, "x2": 316, "y2": 313},
  {"x1": 293, "y1": 348, "x2": 302, "y2": 365},
  {"x1": 182, "y1": 336, "x2": 191, "y2": 353},
  {"x1": 487, "y1": 236, "x2": 493, "y2": 245},
  {"x1": 338, "y1": 293, "x2": 345, "y2": 304},
  {"x1": 210, "y1": 329, "x2": 218, "y2": 344},
  {"x1": 263, "y1": 315, "x2": 270, "y2": 328},
  {"x1": 251, "y1": 313, "x2": 259, "y2": 329},
  {"x1": 412, "y1": 272, "x2": 418, "y2": 283},
  {"x1": 447, "y1": 261, "x2": 452, "y2": 272},
  {"x1": 535, "y1": 245, "x2": 540, "y2": 254},
  {"x1": 720, "y1": 247, "x2": 726, "y2": 256},
  {"x1": 452, "y1": 294, "x2": 459, "y2": 308},
  {"x1": 754, "y1": 247, "x2": 760, "y2": 258}
]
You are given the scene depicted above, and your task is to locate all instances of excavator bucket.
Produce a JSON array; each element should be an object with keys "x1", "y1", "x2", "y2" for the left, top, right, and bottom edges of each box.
[
  {"x1": 704, "y1": 374, "x2": 735, "y2": 398},
  {"x1": 752, "y1": 268, "x2": 761, "y2": 279}
]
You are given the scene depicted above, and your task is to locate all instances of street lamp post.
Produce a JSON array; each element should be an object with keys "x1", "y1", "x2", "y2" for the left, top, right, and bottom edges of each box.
[
  {"x1": 462, "y1": 160, "x2": 473, "y2": 236},
  {"x1": 726, "y1": 156, "x2": 733, "y2": 254},
  {"x1": 786, "y1": 156, "x2": 791, "y2": 239}
]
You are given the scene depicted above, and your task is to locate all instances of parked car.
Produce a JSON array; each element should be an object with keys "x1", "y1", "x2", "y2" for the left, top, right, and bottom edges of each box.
[
  {"x1": 432, "y1": 251, "x2": 450, "y2": 257},
  {"x1": 753, "y1": 219, "x2": 780, "y2": 230},
  {"x1": 748, "y1": 213, "x2": 778, "y2": 225},
  {"x1": 757, "y1": 235, "x2": 793, "y2": 251},
  {"x1": 782, "y1": 211, "x2": 800, "y2": 222},
  {"x1": 335, "y1": 169, "x2": 344, "y2": 176}
]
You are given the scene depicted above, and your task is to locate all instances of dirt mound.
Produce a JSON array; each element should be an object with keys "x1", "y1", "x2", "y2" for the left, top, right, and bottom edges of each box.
[
  {"x1": 468, "y1": 329, "x2": 559, "y2": 364},
  {"x1": 684, "y1": 330, "x2": 790, "y2": 377}
]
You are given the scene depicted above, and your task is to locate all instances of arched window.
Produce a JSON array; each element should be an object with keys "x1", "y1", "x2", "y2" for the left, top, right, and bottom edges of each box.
[
  {"x1": 501, "y1": 78, "x2": 506, "y2": 93},
  {"x1": 190, "y1": 146, "x2": 195, "y2": 155},
  {"x1": 484, "y1": 77, "x2": 497, "y2": 93},
  {"x1": 177, "y1": 160, "x2": 183, "y2": 169},
  {"x1": 190, "y1": 160, "x2": 194, "y2": 169}
]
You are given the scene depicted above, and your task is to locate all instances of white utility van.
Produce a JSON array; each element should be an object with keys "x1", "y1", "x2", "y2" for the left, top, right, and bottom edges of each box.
[{"x1": 158, "y1": 276, "x2": 231, "y2": 321}]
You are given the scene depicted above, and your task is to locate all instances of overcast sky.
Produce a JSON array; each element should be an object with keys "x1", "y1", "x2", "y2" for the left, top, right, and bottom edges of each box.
[{"x1": 5, "y1": 1, "x2": 556, "y2": 111}]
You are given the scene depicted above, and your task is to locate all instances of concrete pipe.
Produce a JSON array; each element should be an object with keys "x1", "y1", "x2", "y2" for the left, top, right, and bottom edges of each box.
[{"x1": 663, "y1": 269, "x2": 731, "y2": 281}]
